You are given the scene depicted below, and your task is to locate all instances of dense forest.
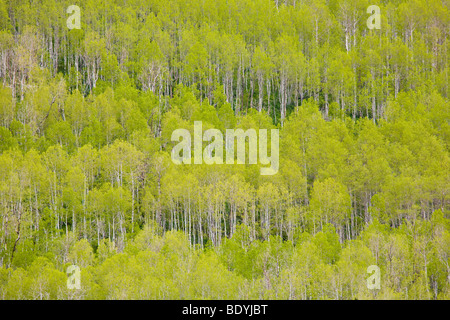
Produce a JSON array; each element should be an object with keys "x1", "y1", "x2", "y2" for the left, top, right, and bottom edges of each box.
[{"x1": 0, "y1": 0, "x2": 449, "y2": 299}]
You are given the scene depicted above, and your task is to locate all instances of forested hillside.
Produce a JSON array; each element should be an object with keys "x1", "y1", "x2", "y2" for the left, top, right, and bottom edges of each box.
[{"x1": 0, "y1": 0, "x2": 449, "y2": 299}]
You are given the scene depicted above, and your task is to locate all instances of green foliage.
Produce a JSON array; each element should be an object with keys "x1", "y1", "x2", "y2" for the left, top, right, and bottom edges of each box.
[{"x1": 0, "y1": 0, "x2": 448, "y2": 300}]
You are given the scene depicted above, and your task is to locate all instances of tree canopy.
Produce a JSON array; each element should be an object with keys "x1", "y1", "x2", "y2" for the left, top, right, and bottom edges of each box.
[{"x1": 0, "y1": 0, "x2": 449, "y2": 300}]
